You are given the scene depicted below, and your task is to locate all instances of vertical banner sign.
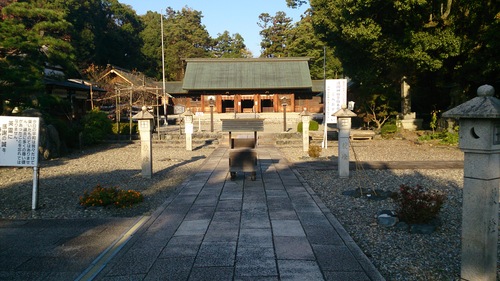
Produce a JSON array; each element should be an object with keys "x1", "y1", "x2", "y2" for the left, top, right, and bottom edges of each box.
[
  {"x1": 0, "y1": 116, "x2": 40, "y2": 209},
  {"x1": 324, "y1": 79, "x2": 347, "y2": 124}
]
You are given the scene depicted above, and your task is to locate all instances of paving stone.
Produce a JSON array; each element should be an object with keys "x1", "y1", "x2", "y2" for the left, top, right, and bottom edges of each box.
[
  {"x1": 235, "y1": 247, "x2": 278, "y2": 277},
  {"x1": 143, "y1": 257, "x2": 194, "y2": 281},
  {"x1": 204, "y1": 221, "x2": 239, "y2": 242},
  {"x1": 323, "y1": 271, "x2": 371, "y2": 281},
  {"x1": 312, "y1": 245, "x2": 363, "y2": 272},
  {"x1": 189, "y1": 266, "x2": 234, "y2": 281},
  {"x1": 175, "y1": 219, "x2": 210, "y2": 236},
  {"x1": 274, "y1": 236, "x2": 315, "y2": 260},
  {"x1": 271, "y1": 220, "x2": 306, "y2": 236},
  {"x1": 238, "y1": 228, "x2": 273, "y2": 247},
  {"x1": 194, "y1": 242, "x2": 237, "y2": 267},
  {"x1": 302, "y1": 225, "x2": 343, "y2": 245},
  {"x1": 159, "y1": 235, "x2": 203, "y2": 258},
  {"x1": 184, "y1": 206, "x2": 216, "y2": 220},
  {"x1": 215, "y1": 199, "x2": 243, "y2": 212},
  {"x1": 277, "y1": 260, "x2": 324, "y2": 281}
]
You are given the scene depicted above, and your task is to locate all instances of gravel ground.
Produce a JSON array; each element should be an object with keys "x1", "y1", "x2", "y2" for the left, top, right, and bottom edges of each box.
[
  {"x1": 279, "y1": 139, "x2": 466, "y2": 281},
  {"x1": 0, "y1": 142, "x2": 214, "y2": 219},
  {"x1": 0, "y1": 137, "x2": 496, "y2": 280}
]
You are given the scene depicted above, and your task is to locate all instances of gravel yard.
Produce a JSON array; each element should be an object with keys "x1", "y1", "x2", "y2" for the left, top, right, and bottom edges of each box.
[
  {"x1": 279, "y1": 139, "x2": 467, "y2": 281},
  {"x1": 1, "y1": 137, "x2": 497, "y2": 280}
]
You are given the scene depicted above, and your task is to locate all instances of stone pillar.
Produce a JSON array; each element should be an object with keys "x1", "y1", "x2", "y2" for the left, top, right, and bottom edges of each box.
[
  {"x1": 183, "y1": 109, "x2": 194, "y2": 151},
  {"x1": 399, "y1": 77, "x2": 422, "y2": 130},
  {"x1": 333, "y1": 105, "x2": 357, "y2": 178},
  {"x1": 443, "y1": 85, "x2": 500, "y2": 281},
  {"x1": 300, "y1": 108, "x2": 311, "y2": 152},
  {"x1": 132, "y1": 107, "x2": 154, "y2": 179}
]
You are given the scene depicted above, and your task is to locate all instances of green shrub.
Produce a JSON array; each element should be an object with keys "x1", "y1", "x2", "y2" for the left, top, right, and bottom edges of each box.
[
  {"x1": 393, "y1": 184, "x2": 445, "y2": 224},
  {"x1": 112, "y1": 122, "x2": 138, "y2": 134},
  {"x1": 81, "y1": 109, "x2": 112, "y2": 145},
  {"x1": 297, "y1": 120, "x2": 319, "y2": 133},
  {"x1": 417, "y1": 129, "x2": 459, "y2": 146},
  {"x1": 380, "y1": 121, "x2": 398, "y2": 135},
  {"x1": 79, "y1": 185, "x2": 144, "y2": 208}
]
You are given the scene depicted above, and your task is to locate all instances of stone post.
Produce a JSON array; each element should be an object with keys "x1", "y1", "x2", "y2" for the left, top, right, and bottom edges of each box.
[
  {"x1": 300, "y1": 108, "x2": 311, "y2": 152},
  {"x1": 443, "y1": 85, "x2": 500, "y2": 281},
  {"x1": 333, "y1": 105, "x2": 357, "y2": 178},
  {"x1": 132, "y1": 106, "x2": 154, "y2": 179},
  {"x1": 399, "y1": 76, "x2": 422, "y2": 130},
  {"x1": 183, "y1": 109, "x2": 194, "y2": 151}
]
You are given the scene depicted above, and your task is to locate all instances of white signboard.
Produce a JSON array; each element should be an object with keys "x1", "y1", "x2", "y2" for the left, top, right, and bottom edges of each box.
[
  {"x1": 0, "y1": 116, "x2": 40, "y2": 167},
  {"x1": 324, "y1": 79, "x2": 347, "y2": 124}
]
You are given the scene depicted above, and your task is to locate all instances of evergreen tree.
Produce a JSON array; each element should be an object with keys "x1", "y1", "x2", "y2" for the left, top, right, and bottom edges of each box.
[{"x1": 0, "y1": 1, "x2": 74, "y2": 112}]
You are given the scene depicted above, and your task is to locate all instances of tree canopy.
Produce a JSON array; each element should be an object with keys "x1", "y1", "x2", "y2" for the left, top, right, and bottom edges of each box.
[
  {"x1": 288, "y1": 0, "x2": 499, "y2": 111},
  {"x1": 0, "y1": 1, "x2": 74, "y2": 105}
]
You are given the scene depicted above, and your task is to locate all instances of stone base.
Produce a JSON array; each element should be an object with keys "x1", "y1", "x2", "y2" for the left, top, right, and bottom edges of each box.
[{"x1": 399, "y1": 118, "x2": 422, "y2": 131}]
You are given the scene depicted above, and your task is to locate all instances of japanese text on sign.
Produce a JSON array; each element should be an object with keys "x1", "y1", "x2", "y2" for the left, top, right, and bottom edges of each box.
[
  {"x1": 0, "y1": 116, "x2": 40, "y2": 167},
  {"x1": 324, "y1": 79, "x2": 347, "y2": 124}
]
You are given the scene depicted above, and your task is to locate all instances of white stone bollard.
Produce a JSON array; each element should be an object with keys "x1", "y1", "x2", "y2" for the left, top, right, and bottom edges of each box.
[
  {"x1": 132, "y1": 106, "x2": 154, "y2": 179},
  {"x1": 443, "y1": 84, "x2": 500, "y2": 281},
  {"x1": 300, "y1": 108, "x2": 311, "y2": 152},
  {"x1": 333, "y1": 105, "x2": 357, "y2": 178},
  {"x1": 183, "y1": 109, "x2": 194, "y2": 151}
]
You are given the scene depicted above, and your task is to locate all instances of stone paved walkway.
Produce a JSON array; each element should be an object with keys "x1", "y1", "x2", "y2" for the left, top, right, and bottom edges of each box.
[{"x1": 91, "y1": 147, "x2": 384, "y2": 280}]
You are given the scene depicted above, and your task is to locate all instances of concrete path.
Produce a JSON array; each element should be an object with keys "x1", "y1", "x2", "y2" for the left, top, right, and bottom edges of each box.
[{"x1": 89, "y1": 147, "x2": 384, "y2": 280}]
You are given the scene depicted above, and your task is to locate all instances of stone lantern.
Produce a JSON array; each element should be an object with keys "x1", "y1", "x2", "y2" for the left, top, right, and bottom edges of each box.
[
  {"x1": 132, "y1": 106, "x2": 155, "y2": 178},
  {"x1": 333, "y1": 104, "x2": 357, "y2": 178},
  {"x1": 300, "y1": 108, "x2": 311, "y2": 152},
  {"x1": 182, "y1": 108, "x2": 194, "y2": 151},
  {"x1": 442, "y1": 84, "x2": 500, "y2": 281}
]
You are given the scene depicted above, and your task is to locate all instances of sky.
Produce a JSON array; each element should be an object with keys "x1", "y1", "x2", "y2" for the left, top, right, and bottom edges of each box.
[{"x1": 119, "y1": 0, "x2": 309, "y2": 57}]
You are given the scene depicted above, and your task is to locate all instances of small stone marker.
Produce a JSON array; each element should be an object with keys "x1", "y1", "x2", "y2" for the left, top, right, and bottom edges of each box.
[
  {"x1": 182, "y1": 109, "x2": 194, "y2": 151},
  {"x1": 333, "y1": 104, "x2": 357, "y2": 178},
  {"x1": 132, "y1": 107, "x2": 154, "y2": 178},
  {"x1": 300, "y1": 108, "x2": 311, "y2": 152},
  {"x1": 443, "y1": 84, "x2": 500, "y2": 281}
]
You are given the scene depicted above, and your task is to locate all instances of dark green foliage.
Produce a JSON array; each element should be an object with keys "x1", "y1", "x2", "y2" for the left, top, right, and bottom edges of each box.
[
  {"x1": 81, "y1": 109, "x2": 112, "y2": 145},
  {"x1": 112, "y1": 123, "x2": 137, "y2": 135},
  {"x1": 418, "y1": 130, "x2": 459, "y2": 146},
  {"x1": 297, "y1": 120, "x2": 319, "y2": 132},
  {"x1": 393, "y1": 184, "x2": 445, "y2": 224},
  {"x1": 380, "y1": 121, "x2": 398, "y2": 136}
]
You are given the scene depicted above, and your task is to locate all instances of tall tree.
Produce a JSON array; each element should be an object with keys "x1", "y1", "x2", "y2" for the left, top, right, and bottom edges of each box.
[
  {"x1": 139, "y1": 11, "x2": 162, "y2": 79},
  {"x1": 212, "y1": 31, "x2": 251, "y2": 58},
  {"x1": 0, "y1": 1, "x2": 74, "y2": 111},
  {"x1": 49, "y1": 0, "x2": 143, "y2": 71},
  {"x1": 288, "y1": 0, "x2": 499, "y2": 110},
  {"x1": 161, "y1": 7, "x2": 212, "y2": 80},
  {"x1": 286, "y1": 10, "x2": 342, "y2": 79},
  {"x1": 258, "y1": 11, "x2": 293, "y2": 58}
]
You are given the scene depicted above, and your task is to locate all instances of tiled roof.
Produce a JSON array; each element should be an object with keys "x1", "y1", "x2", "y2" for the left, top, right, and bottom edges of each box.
[{"x1": 182, "y1": 58, "x2": 312, "y2": 91}]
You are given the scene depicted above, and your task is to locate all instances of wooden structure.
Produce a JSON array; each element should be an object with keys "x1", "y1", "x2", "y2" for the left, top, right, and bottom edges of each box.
[
  {"x1": 97, "y1": 58, "x2": 329, "y2": 117},
  {"x1": 222, "y1": 118, "x2": 264, "y2": 181}
]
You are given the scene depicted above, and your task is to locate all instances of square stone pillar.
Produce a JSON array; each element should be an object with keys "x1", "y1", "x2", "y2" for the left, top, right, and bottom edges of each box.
[{"x1": 443, "y1": 85, "x2": 500, "y2": 281}]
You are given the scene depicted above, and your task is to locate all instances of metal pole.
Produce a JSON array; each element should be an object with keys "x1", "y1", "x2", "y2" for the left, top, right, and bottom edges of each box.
[
  {"x1": 210, "y1": 105, "x2": 214, "y2": 132},
  {"x1": 161, "y1": 11, "x2": 167, "y2": 123},
  {"x1": 283, "y1": 104, "x2": 287, "y2": 132}
]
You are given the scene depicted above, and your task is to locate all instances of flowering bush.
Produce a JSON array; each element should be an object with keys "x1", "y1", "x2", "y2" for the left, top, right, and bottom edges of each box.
[
  {"x1": 393, "y1": 184, "x2": 445, "y2": 224},
  {"x1": 308, "y1": 145, "x2": 322, "y2": 158},
  {"x1": 80, "y1": 185, "x2": 143, "y2": 208}
]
